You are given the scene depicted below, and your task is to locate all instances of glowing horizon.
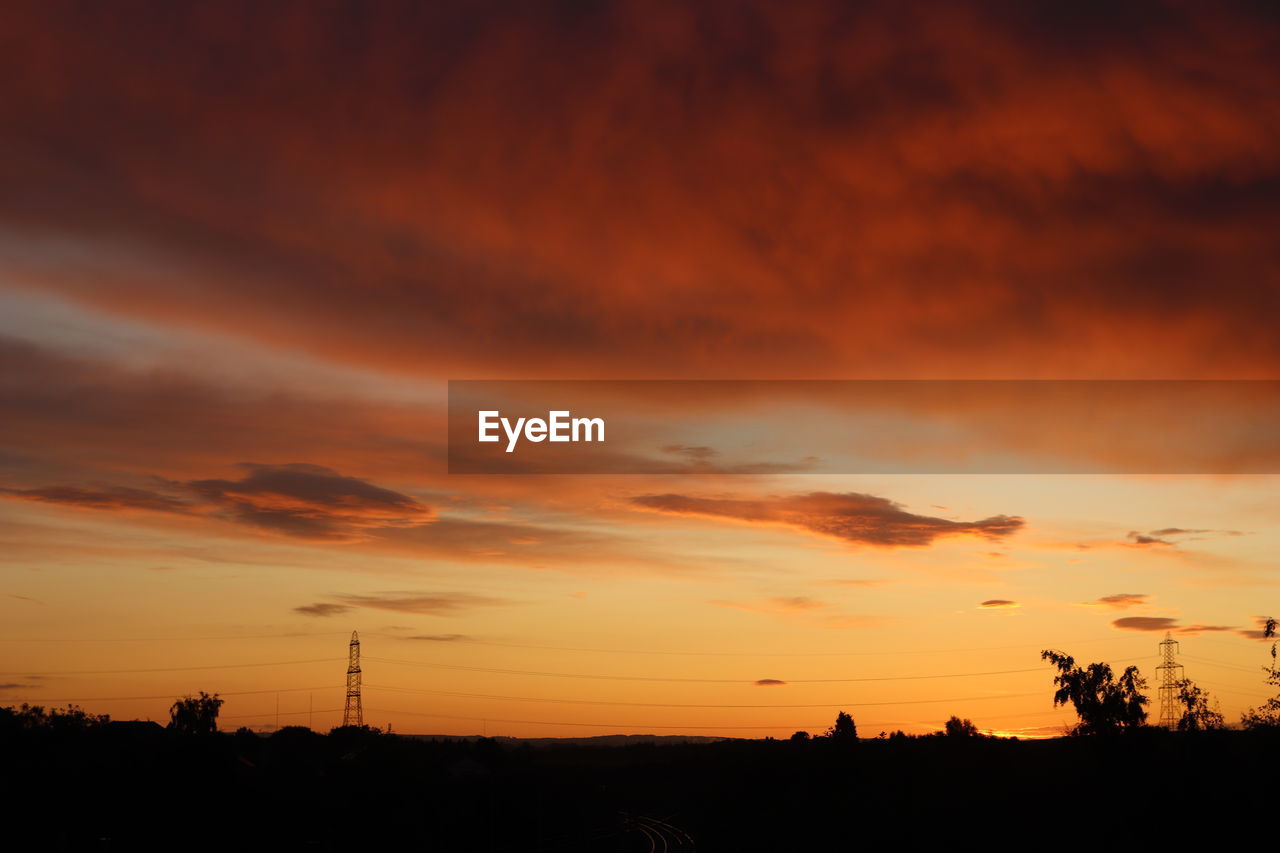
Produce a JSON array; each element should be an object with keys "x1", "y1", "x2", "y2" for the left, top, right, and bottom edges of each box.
[{"x1": 3, "y1": 0, "x2": 1279, "y2": 739}]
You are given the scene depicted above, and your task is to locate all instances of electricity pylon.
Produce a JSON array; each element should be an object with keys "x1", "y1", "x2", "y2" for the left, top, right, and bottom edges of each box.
[
  {"x1": 343, "y1": 630, "x2": 363, "y2": 728},
  {"x1": 1156, "y1": 632, "x2": 1184, "y2": 729}
]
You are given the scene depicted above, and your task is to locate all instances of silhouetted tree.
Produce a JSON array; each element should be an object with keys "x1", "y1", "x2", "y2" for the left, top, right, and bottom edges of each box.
[
  {"x1": 168, "y1": 691, "x2": 223, "y2": 735},
  {"x1": 944, "y1": 715, "x2": 979, "y2": 737},
  {"x1": 1173, "y1": 679, "x2": 1224, "y2": 731},
  {"x1": 824, "y1": 711, "x2": 858, "y2": 741},
  {"x1": 1041, "y1": 649, "x2": 1148, "y2": 734},
  {"x1": 1241, "y1": 617, "x2": 1280, "y2": 729},
  {"x1": 0, "y1": 703, "x2": 108, "y2": 732},
  {"x1": 790, "y1": 730, "x2": 810, "y2": 741}
]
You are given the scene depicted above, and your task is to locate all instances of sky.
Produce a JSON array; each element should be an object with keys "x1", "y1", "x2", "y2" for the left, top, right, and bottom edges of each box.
[{"x1": 2, "y1": 0, "x2": 1279, "y2": 737}]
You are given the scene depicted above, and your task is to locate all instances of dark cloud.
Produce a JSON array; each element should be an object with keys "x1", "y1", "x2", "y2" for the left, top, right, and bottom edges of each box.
[
  {"x1": 979, "y1": 599, "x2": 1019, "y2": 608},
  {"x1": 4, "y1": 461, "x2": 436, "y2": 542},
  {"x1": 2, "y1": 2, "x2": 1279, "y2": 382},
  {"x1": 1237, "y1": 616, "x2": 1277, "y2": 640},
  {"x1": 1127, "y1": 531, "x2": 1173, "y2": 546},
  {"x1": 336, "y1": 591, "x2": 507, "y2": 616},
  {"x1": 1085, "y1": 593, "x2": 1149, "y2": 609},
  {"x1": 1147, "y1": 528, "x2": 1247, "y2": 538},
  {"x1": 1127, "y1": 528, "x2": 1248, "y2": 547},
  {"x1": 1113, "y1": 616, "x2": 1180, "y2": 632},
  {"x1": 631, "y1": 491, "x2": 1024, "y2": 547},
  {"x1": 0, "y1": 338, "x2": 442, "y2": 479},
  {"x1": 189, "y1": 463, "x2": 433, "y2": 540},
  {"x1": 1112, "y1": 616, "x2": 1238, "y2": 635},
  {"x1": 375, "y1": 517, "x2": 621, "y2": 562},
  {"x1": 405, "y1": 634, "x2": 470, "y2": 642},
  {"x1": 755, "y1": 679, "x2": 787, "y2": 687},
  {"x1": 2, "y1": 453, "x2": 656, "y2": 568},
  {"x1": 0, "y1": 682, "x2": 39, "y2": 691},
  {"x1": 293, "y1": 602, "x2": 353, "y2": 617},
  {"x1": 1, "y1": 484, "x2": 190, "y2": 513}
]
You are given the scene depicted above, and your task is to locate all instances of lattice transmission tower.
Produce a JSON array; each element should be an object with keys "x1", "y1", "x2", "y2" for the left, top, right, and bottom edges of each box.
[
  {"x1": 1156, "y1": 631, "x2": 1184, "y2": 729},
  {"x1": 343, "y1": 630, "x2": 363, "y2": 728}
]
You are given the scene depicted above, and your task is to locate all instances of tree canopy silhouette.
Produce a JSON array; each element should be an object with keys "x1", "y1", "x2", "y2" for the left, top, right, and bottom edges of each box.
[
  {"x1": 1174, "y1": 679, "x2": 1224, "y2": 731},
  {"x1": 1241, "y1": 616, "x2": 1280, "y2": 729},
  {"x1": 943, "y1": 715, "x2": 980, "y2": 737},
  {"x1": 168, "y1": 691, "x2": 223, "y2": 735},
  {"x1": 1040, "y1": 650, "x2": 1148, "y2": 734},
  {"x1": 0, "y1": 703, "x2": 108, "y2": 732},
  {"x1": 825, "y1": 711, "x2": 858, "y2": 741}
]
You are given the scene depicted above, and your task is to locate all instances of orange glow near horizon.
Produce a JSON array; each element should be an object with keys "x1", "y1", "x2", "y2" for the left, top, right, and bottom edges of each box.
[{"x1": 3, "y1": 1, "x2": 1280, "y2": 739}]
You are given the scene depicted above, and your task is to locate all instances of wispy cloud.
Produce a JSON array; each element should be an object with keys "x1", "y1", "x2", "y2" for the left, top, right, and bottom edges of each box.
[
  {"x1": 631, "y1": 491, "x2": 1024, "y2": 547},
  {"x1": 1112, "y1": 616, "x2": 1237, "y2": 635},
  {"x1": 1082, "y1": 593, "x2": 1149, "y2": 610},
  {"x1": 336, "y1": 591, "x2": 508, "y2": 616},
  {"x1": 1126, "y1": 528, "x2": 1249, "y2": 548},
  {"x1": 293, "y1": 602, "x2": 353, "y2": 617},
  {"x1": 189, "y1": 463, "x2": 433, "y2": 540}
]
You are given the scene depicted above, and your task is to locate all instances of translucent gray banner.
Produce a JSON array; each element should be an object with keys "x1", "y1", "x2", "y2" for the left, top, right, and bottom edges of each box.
[{"x1": 447, "y1": 380, "x2": 1280, "y2": 474}]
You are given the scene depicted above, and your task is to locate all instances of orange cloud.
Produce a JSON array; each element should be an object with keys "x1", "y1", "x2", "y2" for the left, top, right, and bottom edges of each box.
[
  {"x1": 1113, "y1": 616, "x2": 1180, "y2": 632},
  {"x1": 1082, "y1": 593, "x2": 1149, "y2": 610},
  {"x1": 1, "y1": 485, "x2": 190, "y2": 514},
  {"x1": 632, "y1": 492, "x2": 1024, "y2": 547},
  {"x1": 188, "y1": 463, "x2": 433, "y2": 540},
  {"x1": 1112, "y1": 616, "x2": 1238, "y2": 635},
  {"x1": 334, "y1": 592, "x2": 509, "y2": 616},
  {"x1": 2, "y1": 1, "x2": 1279, "y2": 382},
  {"x1": 293, "y1": 602, "x2": 352, "y2": 618}
]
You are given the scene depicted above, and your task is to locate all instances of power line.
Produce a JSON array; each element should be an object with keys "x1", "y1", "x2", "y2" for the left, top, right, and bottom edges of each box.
[
  {"x1": 369, "y1": 634, "x2": 1145, "y2": 658},
  {"x1": 0, "y1": 685, "x2": 338, "y2": 703},
  {"x1": 366, "y1": 654, "x2": 1153, "y2": 684},
  {"x1": 1182, "y1": 654, "x2": 1268, "y2": 675},
  {"x1": 0, "y1": 631, "x2": 1149, "y2": 658},
  {"x1": 1196, "y1": 679, "x2": 1272, "y2": 700},
  {"x1": 0, "y1": 632, "x2": 353, "y2": 643},
  {"x1": 365, "y1": 707, "x2": 829, "y2": 731},
  {"x1": 223, "y1": 707, "x2": 342, "y2": 721},
  {"x1": 364, "y1": 683, "x2": 1043, "y2": 709},
  {"x1": 0, "y1": 658, "x2": 342, "y2": 676}
]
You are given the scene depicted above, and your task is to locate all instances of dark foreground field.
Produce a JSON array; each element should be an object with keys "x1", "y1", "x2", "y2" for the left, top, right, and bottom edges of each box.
[{"x1": 5, "y1": 723, "x2": 1275, "y2": 851}]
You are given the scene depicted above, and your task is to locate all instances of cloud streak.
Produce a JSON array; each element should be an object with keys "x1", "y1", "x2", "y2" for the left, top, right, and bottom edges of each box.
[
  {"x1": 1112, "y1": 616, "x2": 1237, "y2": 635},
  {"x1": 3, "y1": 1, "x2": 1279, "y2": 382},
  {"x1": 293, "y1": 603, "x2": 353, "y2": 618},
  {"x1": 632, "y1": 491, "x2": 1024, "y2": 547},
  {"x1": 335, "y1": 592, "x2": 508, "y2": 616},
  {"x1": 3, "y1": 462, "x2": 434, "y2": 543},
  {"x1": 1083, "y1": 593, "x2": 1149, "y2": 610},
  {"x1": 188, "y1": 463, "x2": 433, "y2": 541}
]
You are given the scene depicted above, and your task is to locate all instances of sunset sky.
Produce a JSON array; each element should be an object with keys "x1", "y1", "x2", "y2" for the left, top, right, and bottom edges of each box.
[{"x1": 2, "y1": 0, "x2": 1279, "y2": 738}]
